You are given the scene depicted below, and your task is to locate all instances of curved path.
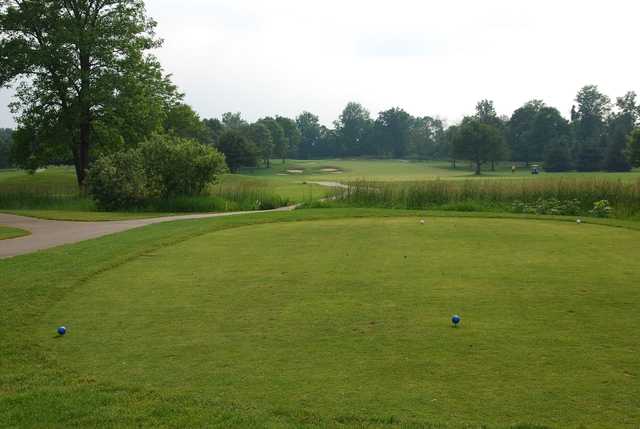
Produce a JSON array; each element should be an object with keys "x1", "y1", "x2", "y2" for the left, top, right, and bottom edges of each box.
[{"x1": 0, "y1": 206, "x2": 297, "y2": 259}]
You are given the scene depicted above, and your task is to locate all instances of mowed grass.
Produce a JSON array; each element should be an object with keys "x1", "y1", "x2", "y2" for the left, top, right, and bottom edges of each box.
[
  {"x1": 242, "y1": 159, "x2": 640, "y2": 183},
  {"x1": 0, "y1": 225, "x2": 29, "y2": 240},
  {"x1": 3, "y1": 209, "x2": 638, "y2": 428}
]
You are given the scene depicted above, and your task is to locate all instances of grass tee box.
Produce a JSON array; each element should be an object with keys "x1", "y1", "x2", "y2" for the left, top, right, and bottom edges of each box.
[{"x1": 2, "y1": 209, "x2": 638, "y2": 428}]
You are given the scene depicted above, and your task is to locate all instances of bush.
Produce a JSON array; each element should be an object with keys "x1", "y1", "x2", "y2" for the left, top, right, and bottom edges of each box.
[
  {"x1": 140, "y1": 134, "x2": 227, "y2": 198},
  {"x1": 589, "y1": 200, "x2": 612, "y2": 218},
  {"x1": 87, "y1": 150, "x2": 149, "y2": 210},
  {"x1": 511, "y1": 198, "x2": 581, "y2": 216},
  {"x1": 88, "y1": 134, "x2": 227, "y2": 210}
]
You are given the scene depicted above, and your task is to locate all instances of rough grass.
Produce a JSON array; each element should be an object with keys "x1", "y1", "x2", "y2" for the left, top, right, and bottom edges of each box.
[
  {"x1": 0, "y1": 225, "x2": 29, "y2": 240},
  {"x1": 2, "y1": 208, "x2": 639, "y2": 428},
  {"x1": 322, "y1": 179, "x2": 640, "y2": 219}
]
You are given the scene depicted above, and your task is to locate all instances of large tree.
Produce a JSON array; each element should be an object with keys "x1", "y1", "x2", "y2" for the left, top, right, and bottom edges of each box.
[
  {"x1": 409, "y1": 116, "x2": 446, "y2": 160},
  {"x1": 245, "y1": 122, "x2": 273, "y2": 167},
  {"x1": 603, "y1": 92, "x2": 638, "y2": 172},
  {"x1": 474, "y1": 99, "x2": 506, "y2": 170},
  {"x1": 164, "y1": 104, "x2": 211, "y2": 145},
  {"x1": 275, "y1": 116, "x2": 300, "y2": 162},
  {"x1": 452, "y1": 118, "x2": 505, "y2": 175},
  {"x1": 334, "y1": 102, "x2": 372, "y2": 156},
  {"x1": 216, "y1": 129, "x2": 257, "y2": 172},
  {"x1": 296, "y1": 111, "x2": 321, "y2": 160},
  {"x1": 573, "y1": 85, "x2": 611, "y2": 171},
  {"x1": 0, "y1": 0, "x2": 178, "y2": 186},
  {"x1": 258, "y1": 117, "x2": 286, "y2": 165},
  {"x1": 626, "y1": 128, "x2": 640, "y2": 168},
  {"x1": 372, "y1": 107, "x2": 413, "y2": 158},
  {"x1": 0, "y1": 128, "x2": 12, "y2": 168},
  {"x1": 507, "y1": 100, "x2": 545, "y2": 165}
]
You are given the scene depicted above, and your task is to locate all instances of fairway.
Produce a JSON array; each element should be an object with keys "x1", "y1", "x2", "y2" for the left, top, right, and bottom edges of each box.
[{"x1": 38, "y1": 216, "x2": 640, "y2": 427}]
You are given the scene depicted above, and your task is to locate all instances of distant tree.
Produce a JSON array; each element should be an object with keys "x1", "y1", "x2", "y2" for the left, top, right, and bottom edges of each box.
[
  {"x1": 544, "y1": 136, "x2": 573, "y2": 172},
  {"x1": 335, "y1": 102, "x2": 373, "y2": 156},
  {"x1": 275, "y1": 116, "x2": 301, "y2": 162},
  {"x1": 372, "y1": 108, "x2": 413, "y2": 158},
  {"x1": 531, "y1": 106, "x2": 571, "y2": 162},
  {"x1": 164, "y1": 104, "x2": 211, "y2": 145},
  {"x1": 507, "y1": 100, "x2": 544, "y2": 165},
  {"x1": 317, "y1": 126, "x2": 339, "y2": 158},
  {"x1": 475, "y1": 99, "x2": 506, "y2": 170},
  {"x1": 296, "y1": 112, "x2": 322, "y2": 159},
  {"x1": 203, "y1": 118, "x2": 225, "y2": 146},
  {"x1": 603, "y1": 92, "x2": 638, "y2": 172},
  {"x1": 573, "y1": 85, "x2": 611, "y2": 171},
  {"x1": 0, "y1": 0, "x2": 179, "y2": 186},
  {"x1": 246, "y1": 123, "x2": 273, "y2": 167},
  {"x1": 221, "y1": 112, "x2": 247, "y2": 129},
  {"x1": 258, "y1": 118, "x2": 286, "y2": 165},
  {"x1": 452, "y1": 118, "x2": 505, "y2": 175},
  {"x1": 216, "y1": 129, "x2": 258, "y2": 172},
  {"x1": 626, "y1": 129, "x2": 640, "y2": 167},
  {"x1": 446, "y1": 125, "x2": 459, "y2": 168},
  {"x1": 409, "y1": 117, "x2": 446, "y2": 160},
  {"x1": 0, "y1": 128, "x2": 12, "y2": 168}
]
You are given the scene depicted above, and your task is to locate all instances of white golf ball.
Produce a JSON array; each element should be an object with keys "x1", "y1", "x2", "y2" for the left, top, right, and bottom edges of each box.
[
  {"x1": 420, "y1": 220, "x2": 425, "y2": 225},
  {"x1": 577, "y1": 219, "x2": 582, "y2": 224}
]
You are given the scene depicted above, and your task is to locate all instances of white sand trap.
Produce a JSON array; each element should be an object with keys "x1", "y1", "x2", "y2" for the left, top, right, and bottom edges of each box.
[
  {"x1": 320, "y1": 168, "x2": 342, "y2": 173},
  {"x1": 276, "y1": 173, "x2": 288, "y2": 176},
  {"x1": 287, "y1": 169, "x2": 304, "y2": 174}
]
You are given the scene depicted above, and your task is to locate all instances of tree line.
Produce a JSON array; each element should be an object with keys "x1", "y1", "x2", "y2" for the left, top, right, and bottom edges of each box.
[
  {"x1": 1, "y1": 1, "x2": 639, "y2": 187},
  {"x1": 188, "y1": 85, "x2": 639, "y2": 174}
]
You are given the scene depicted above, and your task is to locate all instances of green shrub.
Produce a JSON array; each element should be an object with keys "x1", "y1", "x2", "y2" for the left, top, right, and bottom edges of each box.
[
  {"x1": 88, "y1": 134, "x2": 227, "y2": 210},
  {"x1": 140, "y1": 134, "x2": 227, "y2": 198},
  {"x1": 511, "y1": 198, "x2": 581, "y2": 216},
  {"x1": 589, "y1": 200, "x2": 612, "y2": 218},
  {"x1": 87, "y1": 150, "x2": 149, "y2": 210}
]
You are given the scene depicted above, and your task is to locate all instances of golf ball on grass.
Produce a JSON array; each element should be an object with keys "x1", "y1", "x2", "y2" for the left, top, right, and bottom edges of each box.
[
  {"x1": 577, "y1": 219, "x2": 582, "y2": 224},
  {"x1": 452, "y1": 315, "x2": 461, "y2": 326},
  {"x1": 420, "y1": 220, "x2": 425, "y2": 225},
  {"x1": 57, "y1": 326, "x2": 67, "y2": 336}
]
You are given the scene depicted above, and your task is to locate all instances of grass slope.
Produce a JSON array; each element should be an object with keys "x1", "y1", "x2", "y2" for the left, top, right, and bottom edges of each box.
[
  {"x1": 2, "y1": 209, "x2": 638, "y2": 428},
  {"x1": 0, "y1": 225, "x2": 29, "y2": 240}
]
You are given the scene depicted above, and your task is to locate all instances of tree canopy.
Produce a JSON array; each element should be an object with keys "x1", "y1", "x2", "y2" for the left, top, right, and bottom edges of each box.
[{"x1": 1, "y1": 0, "x2": 180, "y2": 185}]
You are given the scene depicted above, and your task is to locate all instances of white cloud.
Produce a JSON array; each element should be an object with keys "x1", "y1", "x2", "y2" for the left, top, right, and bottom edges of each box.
[{"x1": 1, "y1": 0, "x2": 638, "y2": 128}]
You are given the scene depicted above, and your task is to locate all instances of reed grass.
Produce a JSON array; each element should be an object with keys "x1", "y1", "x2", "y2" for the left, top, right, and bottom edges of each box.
[
  {"x1": 0, "y1": 181, "x2": 290, "y2": 213},
  {"x1": 327, "y1": 178, "x2": 640, "y2": 218}
]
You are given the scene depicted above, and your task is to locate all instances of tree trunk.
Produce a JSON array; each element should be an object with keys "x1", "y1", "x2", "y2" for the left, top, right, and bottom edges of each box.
[
  {"x1": 77, "y1": 115, "x2": 90, "y2": 188},
  {"x1": 491, "y1": 160, "x2": 495, "y2": 171},
  {"x1": 77, "y1": 52, "x2": 92, "y2": 189},
  {"x1": 475, "y1": 159, "x2": 482, "y2": 175}
]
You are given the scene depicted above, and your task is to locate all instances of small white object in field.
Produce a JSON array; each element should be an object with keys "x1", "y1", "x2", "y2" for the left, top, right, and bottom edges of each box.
[
  {"x1": 420, "y1": 220, "x2": 425, "y2": 225},
  {"x1": 577, "y1": 219, "x2": 582, "y2": 224}
]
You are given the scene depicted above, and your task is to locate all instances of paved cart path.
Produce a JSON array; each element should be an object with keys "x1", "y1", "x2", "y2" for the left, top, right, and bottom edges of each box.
[{"x1": 0, "y1": 206, "x2": 297, "y2": 259}]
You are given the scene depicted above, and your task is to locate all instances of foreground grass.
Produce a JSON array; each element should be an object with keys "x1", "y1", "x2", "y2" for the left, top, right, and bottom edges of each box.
[
  {"x1": 0, "y1": 225, "x2": 29, "y2": 240},
  {"x1": 2, "y1": 208, "x2": 639, "y2": 428}
]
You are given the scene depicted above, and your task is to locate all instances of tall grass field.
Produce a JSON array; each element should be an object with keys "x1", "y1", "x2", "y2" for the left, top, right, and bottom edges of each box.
[{"x1": 324, "y1": 178, "x2": 640, "y2": 219}]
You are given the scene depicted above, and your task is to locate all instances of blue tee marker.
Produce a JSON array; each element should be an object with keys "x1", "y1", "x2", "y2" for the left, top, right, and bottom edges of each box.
[
  {"x1": 57, "y1": 326, "x2": 67, "y2": 336},
  {"x1": 451, "y1": 315, "x2": 461, "y2": 327}
]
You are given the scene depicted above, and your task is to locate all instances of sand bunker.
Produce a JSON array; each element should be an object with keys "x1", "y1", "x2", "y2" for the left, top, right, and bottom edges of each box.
[
  {"x1": 320, "y1": 168, "x2": 342, "y2": 173},
  {"x1": 287, "y1": 169, "x2": 304, "y2": 174}
]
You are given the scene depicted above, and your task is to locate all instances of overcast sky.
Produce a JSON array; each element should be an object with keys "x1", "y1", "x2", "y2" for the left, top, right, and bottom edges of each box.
[{"x1": 1, "y1": 0, "x2": 638, "y2": 128}]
